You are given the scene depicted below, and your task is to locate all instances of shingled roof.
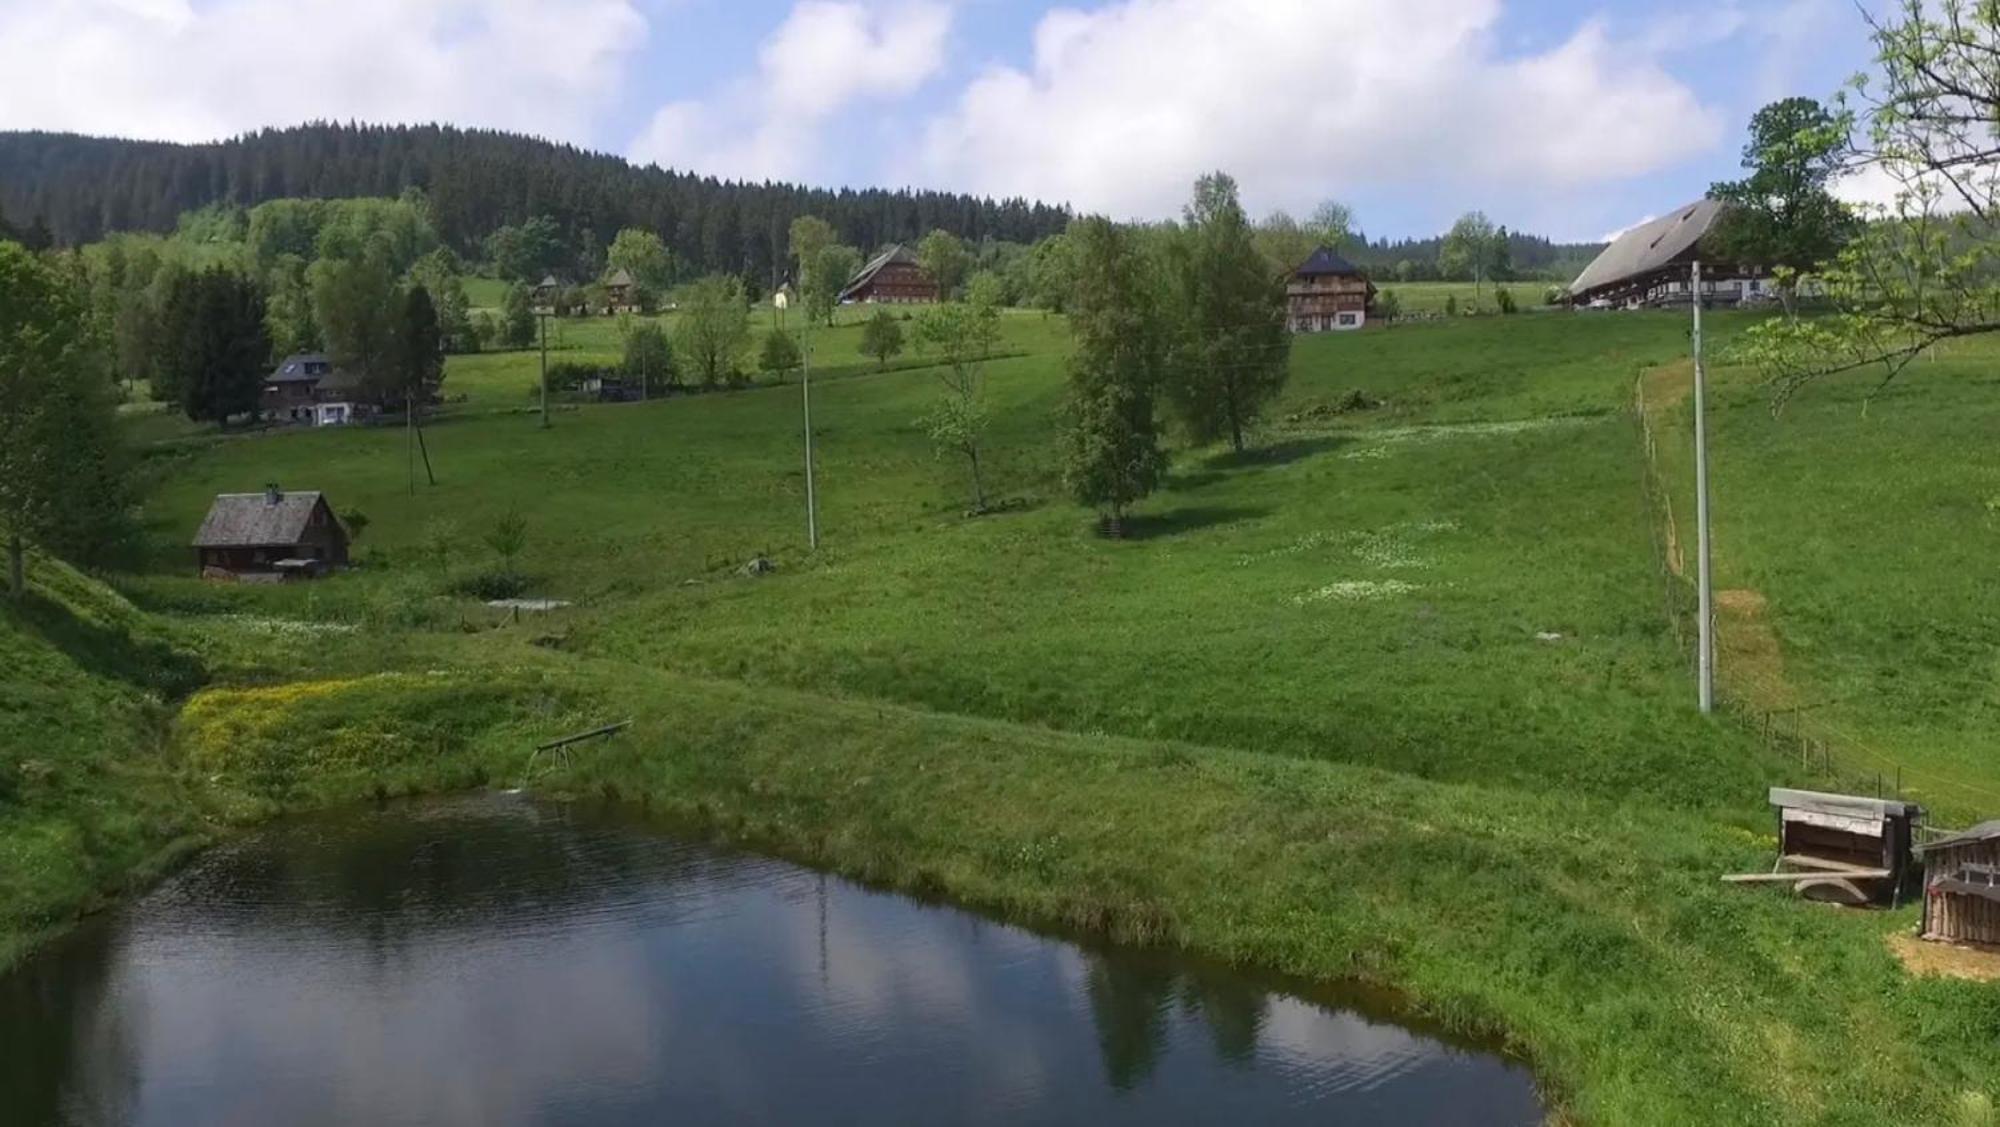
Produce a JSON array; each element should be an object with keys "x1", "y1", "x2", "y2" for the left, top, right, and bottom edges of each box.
[
  {"x1": 604, "y1": 267, "x2": 636, "y2": 288},
  {"x1": 1293, "y1": 246, "x2": 1364, "y2": 277},
  {"x1": 267, "y1": 353, "x2": 364, "y2": 395},
  {"x1": 192, "y1": 490, "x2": 334, "y2": 548},
  {"x1": 1569, "y1": 199, "x2": 1731, "y2": 301},
  {"x1": 1918, "y1": 821, "x2": 2000, "y2": 854},
  {"x1": 840, "y1": 244, "x2": 926, "y2": 301}
]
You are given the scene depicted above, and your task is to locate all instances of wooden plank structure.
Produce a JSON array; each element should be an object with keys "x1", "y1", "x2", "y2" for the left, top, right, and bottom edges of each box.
[
  {"x1": 1917, "y1": 821, "x2": 2000, "y2": 946},
  {"x1": 1721, "y1": 788, "x2": 1924, "y2": 906}
]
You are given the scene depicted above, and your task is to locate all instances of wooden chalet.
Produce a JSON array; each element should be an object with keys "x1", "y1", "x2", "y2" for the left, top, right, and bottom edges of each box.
[
  {"x1": 192, "y1": 485, "x2": 349, "y2": 581},
  {"x1": 1286, "y1": 247, "x2": 1375, "y2": 333},
  {"x1": 1567, "y1": 200, "x2": 1776, "y2": 308},
  {"x1": 532, "y1": 275, "x2": 564, "y2": 313},
  {"x1": 261, "y1": 353, "x2": 368, "y2": 427},
  {"x1": 1723, "y1": 789, "x2": 1925, "y2": 906},
  {"x1": 840, "y1": 245, "x2": 937, "y2": 304},
  {"x1": 602, "y1": 267, "x2": 638, "y2": 314},
  {"x1": 1918, "y1": 821, "x2": 2000, "y2": 947}
]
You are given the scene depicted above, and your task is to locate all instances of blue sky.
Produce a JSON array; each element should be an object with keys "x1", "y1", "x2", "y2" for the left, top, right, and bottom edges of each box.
[{"x1": 0, "y1": 0, "x2": 1884, "y2": 241}]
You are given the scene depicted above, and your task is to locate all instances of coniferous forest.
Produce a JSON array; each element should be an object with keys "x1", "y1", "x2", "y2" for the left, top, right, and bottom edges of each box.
[{"x1": 0, "y1": 123, "x2": 1074, "y2": 285}]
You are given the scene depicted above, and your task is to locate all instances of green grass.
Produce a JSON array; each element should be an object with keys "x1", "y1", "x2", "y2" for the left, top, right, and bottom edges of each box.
[
  {"x1": 1381, "y1": 280, "x2": 1564, "y2": 315},
  {"x1": 18, "y1": 304, "x2": 1998, "y2": 1123},
  {"x1": 1651, "y1": 336, "x2": 2000, "y2": 822}
]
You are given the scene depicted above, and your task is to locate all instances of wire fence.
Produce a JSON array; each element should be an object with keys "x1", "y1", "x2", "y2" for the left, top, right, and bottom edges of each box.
[{"x1": 1631, "y1": 370, "x2": 2000, "y2": 825}]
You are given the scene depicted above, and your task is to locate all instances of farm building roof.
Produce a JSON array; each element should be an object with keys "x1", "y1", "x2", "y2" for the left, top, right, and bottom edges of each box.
[
  {"x1": 1919, "y1": 821, "x2": 2000, "y2": 854},
  {"x1": 1569, "y1": 199, "x2": 1732, "y2": 300},
  {"x1": 1293, "y1": 246, "x2": 1364, "y2": 277},
  {"x1": 192, "y1": 490, "x2": 333, "y2": 548},
  {"x1": 840, "y1": 244, "x2": 924, "y2": 300},
  {"x1": 267, "y1": 353, "x2": 364, "y2": 395},
  {"x1": 604, "y1": 267, "x2": 635, "y2": 287}
]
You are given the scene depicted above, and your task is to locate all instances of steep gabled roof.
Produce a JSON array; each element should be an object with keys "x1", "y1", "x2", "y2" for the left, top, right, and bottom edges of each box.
[
  {"x1": 1569, "y1": 199, "x2": 1731, "y2": 300},
  {"x1": 840, "y1": 244, "x2": 928, "y2": 300},
  {"x1": 604, "y1": 267, "x2": 636, "y2": 288},
  {"x1": 1918, "y1": 820, "x2": 2000, "y2": 855},
  {"x1": 1293, "y1": 246, "x2": 1363, "y2": 277},
  {"x1": 192, "y1": 491, "x2": 335, "y2": 548}
]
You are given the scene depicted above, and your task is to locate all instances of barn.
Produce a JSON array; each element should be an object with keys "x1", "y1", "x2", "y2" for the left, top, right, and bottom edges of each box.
[
  {"x1": 839, "y1": 245, "x2": 938, "y2": 304},
  {"x1": 1918, "y1": 822, "x2": 2000, "y2": 947},
  {"x1": 1286, "y1": 246, "x2": 1375, "y2": 332},
  {"x1": 1567, "y1": 199, "x2": 1776, "y2": 309},
  {"x1": 192, "y1": 485, "x2": 349, "y2": 581}
]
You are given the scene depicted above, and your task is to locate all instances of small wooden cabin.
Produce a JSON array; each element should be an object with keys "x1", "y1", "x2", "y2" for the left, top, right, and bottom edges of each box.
[
  {"x1": 192, "y1": 486, "x2": 348, "y2": 581},
  {"x1": 1725, "y1": 789, "x2": 1925, "y2": 906},
  {"x1": 531, "y1": 275, "x2": 564, "y2": 313},
  {"x1": 1918, "y1": 821, "x2": 2000, "y2": 947},
  {"x1": 1287, "y1": 246, "x2": 1375, "y2": 333},
  {"x1": 839, "y1": 245, "x2": 937, "y2": 304}
]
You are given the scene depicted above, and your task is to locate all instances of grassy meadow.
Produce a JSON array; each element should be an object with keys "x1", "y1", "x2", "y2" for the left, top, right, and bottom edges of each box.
[{"x1": 7, "y1": 301, "x2": 2000, "y2": 1123}]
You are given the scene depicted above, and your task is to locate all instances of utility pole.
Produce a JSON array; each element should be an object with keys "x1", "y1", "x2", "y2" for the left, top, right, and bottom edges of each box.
[
  {"x1": 802, "y1": 314, "x2": 819, "y2": 551},
  {"x1": 538, "y1": 310, "x2": 551, "y2": 430},
  {"x1": 1691, "y1": 261, "x2": 1715, "y2": 714}
]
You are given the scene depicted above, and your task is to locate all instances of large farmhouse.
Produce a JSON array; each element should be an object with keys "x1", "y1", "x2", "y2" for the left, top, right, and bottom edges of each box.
[
  {"x1": 1286, "y1": 246, "x2": 1376, "y2": 332},
  {"x1": 262, "y1": 353, "x2": 368, "y2": 427},
  {"x1": 1567, "y1": 200, "x2": 1776, "y2": 308},
  {"x1": 840, "y1": 245, "x2": 938, "y2": 304},
  {"x1": 192, "y1": 486, "x2": 349, "y2": 581}
]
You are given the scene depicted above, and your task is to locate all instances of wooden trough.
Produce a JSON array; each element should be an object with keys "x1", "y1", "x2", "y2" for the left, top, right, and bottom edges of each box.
[{"x1": 1723, "y1": 788, "x2": 1924, "y2": 906}]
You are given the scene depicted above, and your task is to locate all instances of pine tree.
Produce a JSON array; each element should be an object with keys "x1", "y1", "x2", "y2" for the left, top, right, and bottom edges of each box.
[
  {"x1": 0, "y1": 242, "x2": 130, "y2": 595},
  {"x1": 1061, "y1": 217, "x2": 1168, "y2": 536},
  {"x1": 159, "y1": 266, "x2": 270, "y2": 427}
]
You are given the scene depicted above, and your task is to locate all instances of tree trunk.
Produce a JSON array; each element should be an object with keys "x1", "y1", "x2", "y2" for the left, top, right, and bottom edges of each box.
[
  {"x1": 968, "y1": 446, "x2": 986, "y2": 512},
  {"x1": 7, "y1": 531, "x2": 23, "y2": 601}
]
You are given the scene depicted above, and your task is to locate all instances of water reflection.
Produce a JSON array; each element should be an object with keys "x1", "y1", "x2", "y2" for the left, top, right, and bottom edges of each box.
[{"x1": 0, "y1": 794, "x2": 1540, "y2": 1125}]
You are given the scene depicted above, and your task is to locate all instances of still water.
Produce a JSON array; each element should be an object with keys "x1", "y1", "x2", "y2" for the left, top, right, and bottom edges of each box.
[{"x1": 0, "y1": 794, "x2": 1540, "y2": 1125}]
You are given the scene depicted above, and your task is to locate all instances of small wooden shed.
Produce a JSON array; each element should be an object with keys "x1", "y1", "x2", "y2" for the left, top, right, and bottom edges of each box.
[
  {"x1": 1724, "y1": 789, "x2": 1925, "y2": 906},
  {"x1": 1918, "y1": 821, "x2": 2000, "y2": 947}
]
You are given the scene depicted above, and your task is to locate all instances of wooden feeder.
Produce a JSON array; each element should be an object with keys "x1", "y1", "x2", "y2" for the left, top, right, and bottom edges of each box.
[
  {"x1": 1916, "y1": 821, "x2": 2000, "y2": 947},
  {"x1": 1722, "y1": 788, "x2": 1924, "y2": 906}
]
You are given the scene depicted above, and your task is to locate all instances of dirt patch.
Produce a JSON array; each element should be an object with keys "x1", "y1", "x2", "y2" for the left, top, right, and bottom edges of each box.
[
  {"x1": 1888, "y1": 932, "x2": 2000, "y2": 982},
  {"x1": 1715, "y1": 589, "x2": 1798, "y2": 710}
]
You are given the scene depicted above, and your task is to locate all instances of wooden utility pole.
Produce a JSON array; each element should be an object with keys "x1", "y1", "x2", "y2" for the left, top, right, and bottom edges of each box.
[{"x1": 539, "y1": 311, "x2": 551, "y2": 429}]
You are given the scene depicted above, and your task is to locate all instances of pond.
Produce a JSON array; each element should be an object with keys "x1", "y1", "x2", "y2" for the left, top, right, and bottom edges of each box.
[{"x1": 0, "y1": 794, "x2": 1541, "y2": 1125}]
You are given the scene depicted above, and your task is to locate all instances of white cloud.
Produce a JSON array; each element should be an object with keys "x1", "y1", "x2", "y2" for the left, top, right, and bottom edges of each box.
[
  {"x1": 909, "y1": 0, "x2": 1726, "y2": 222},
  {"x1": 0, "y1": 0, "x2": 650, "y2": 143},
  {"x1": 628, "y1": 1, "x2": 950, "y2": 181}
]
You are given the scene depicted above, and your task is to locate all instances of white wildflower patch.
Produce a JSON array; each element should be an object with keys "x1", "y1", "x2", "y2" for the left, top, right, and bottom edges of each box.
[
  {"x1": 1241, "y1": 519, "x2": 1458, "y2": 569},
  {"x1": 1292, "y1": 579, "x2": 1419, "y2": 605},
  {"x1": 216, "y1": 615, "x2": 359, "y2": 637},
  {"x1": 1341, "y1": 416, "x2": 1591, "y2": 460}
]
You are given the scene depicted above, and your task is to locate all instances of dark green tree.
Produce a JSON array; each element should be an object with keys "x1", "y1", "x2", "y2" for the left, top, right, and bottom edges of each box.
[
  {"x1": 1708, "y1": 97, "x2": 1856, "y2": 314},
  {"x1": 159, "y1": 266, "x2": 270, "y2": 427},
  {"x1": 1060, "y1": 217, "x2": 1168, "y2": 536},
  {"x1": 0, "y1": 242, "x2": 129, "y2": 595},
  {"x1": 918, "y1": 229, "x2": 972, "y2": 300},
  {"x1": 484, "y1": 216, "x2": 568, "y2": 282},
  {"x1": 395, "y1": 285, "x2": 445, "y2": 402},
  {"x1": 501, "y1": 282, "x2": 537, "y2": 348},
  {"x1": 859, "y1": 308, "x2": 904, "y2": 370},
  {"x1": 1168, "y1": 172, "x2": 1290, "y2": 453},
  {"x1": 622, "y1": 322, "x2": 677, "y2": 395},
  {"x1": 757, "y1": 328, "x2": 801, "y2": 383},
  {"x1": 310, "y1": 251, "x2": 400, "y2": 404},
  {"x1": 673, "y1": 275, "x2": 751, "y2": 388}
]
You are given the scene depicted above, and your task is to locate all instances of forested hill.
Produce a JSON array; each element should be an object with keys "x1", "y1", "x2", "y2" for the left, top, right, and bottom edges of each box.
[{"x1": 0, "y1": 124, "x2": 1074, "y2": 283}]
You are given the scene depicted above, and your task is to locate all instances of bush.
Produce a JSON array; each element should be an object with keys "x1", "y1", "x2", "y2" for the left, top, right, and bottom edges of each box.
[
  {"x1": 546, "y1": 361, "x2": 604, "y2": 393},
  {"x1": 1495, "y1": 287, "x2": 1518, "y2": 315},
  {"x1": 1444, "y1": 295, "x2": 1459, "y2": 317},
  {"x1": 1375, "y1": 289, "x2": 1401, "y2": 322},
  {"x1": 445, "y1": 568, "x2": 534, "y2": 601}
]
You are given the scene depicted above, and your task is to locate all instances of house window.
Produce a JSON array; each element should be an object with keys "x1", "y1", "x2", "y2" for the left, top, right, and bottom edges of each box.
[{"x1": 1337, "y1": 313, "x2": 1360, "y2": 327}]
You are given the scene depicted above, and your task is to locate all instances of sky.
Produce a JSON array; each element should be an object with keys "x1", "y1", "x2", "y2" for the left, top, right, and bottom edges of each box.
[{"x1": 0, "y1": 0, "x2": 1888, "y2": 242}]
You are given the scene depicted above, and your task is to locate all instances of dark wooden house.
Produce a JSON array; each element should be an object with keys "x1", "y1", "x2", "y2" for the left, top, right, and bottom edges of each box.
[
  {"x1": 1566, "y1": 199, "x2": 1777, "y2": 308},
  {"x1": 192, "y1": 486, "x2": 349, "y2": 581},
  {"x1": 839, "y1": 245, "x2": 938, "y2": 304},
  {"x1": 1724, "y1": 789, "x2": 1925, "y2": 906},
  {"x1": 261, "y1": 353, "x2": 368, "y2": 426},
  {"x1": 602, "y1": 267, "x2": 638, "y2": 313},
  {"x1": 532, "y1": 274, "x2": 564, "y2": 313},
  {"x1": 1918, "y1": 821, "x2": 2000, "y2": 947},
  {"x1": 1287, "y1": 247, "x2": 1375, "y2": 333}
]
